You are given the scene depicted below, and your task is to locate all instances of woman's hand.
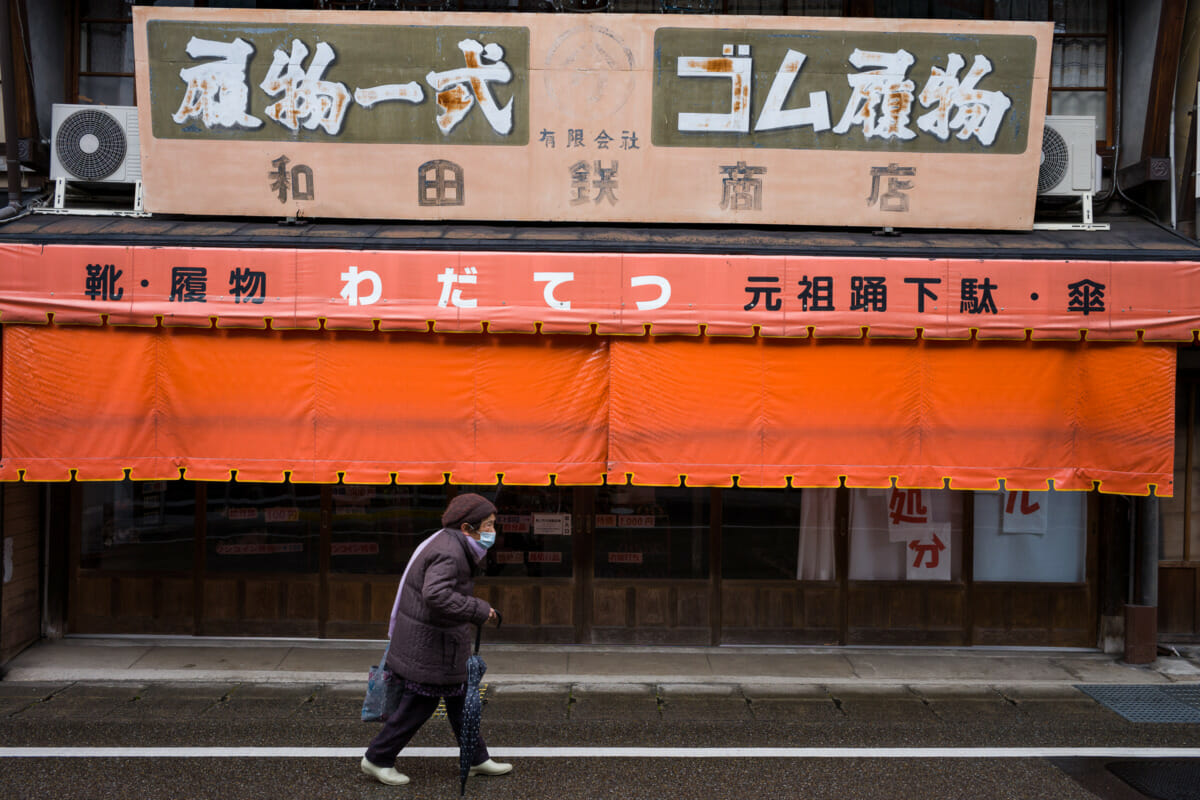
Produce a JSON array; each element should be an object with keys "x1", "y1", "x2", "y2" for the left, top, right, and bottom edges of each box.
[{"x1": 487, "y1": 608, "x2": 499, "y2": 625}]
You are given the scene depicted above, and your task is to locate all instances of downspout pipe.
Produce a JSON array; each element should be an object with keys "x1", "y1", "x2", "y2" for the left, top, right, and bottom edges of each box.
[
  {"x1": 1170, "y1": 95, "x2": 1178, "y2": 229},
  {"x1": 0, "y1": 0, "x2": 23, "y2": 220},
  {"x1": 1137, "y1": 495, "x2": 1160, "y2": 608},
  {"x1": 1124, "y1": 495, "x2": 1160, "y2": 664}
]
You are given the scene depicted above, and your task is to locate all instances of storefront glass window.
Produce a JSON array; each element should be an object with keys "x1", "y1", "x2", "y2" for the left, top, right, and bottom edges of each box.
[
  {"x1": 719, "y1": 0, "x2": 845, "y2": 14},
  {"x1": 206, "y1": 483, "x2": 320, "y2": 573},
  {"x1": 721, "y1": 488, "x2": 800, "y2": 580},
  {"x1": 874, "y1": 0, "x2": 986, "y2": 18},
  {"x1": 1162, "y1": 379, "x2": 1200, "y2": 563},
  {"x1": 80, "y1": 480, "x2": 195, "y2": 571},
  {"x1": 330, "y1": 485, "x2": 447, "y2": 574},
  {"x1": 848, "y1": 487, "x2": 963, "y2": 581},
  {"x1": 593, "y1": 487, "x2": 709, "y2": 579},
  {"x1": 720, "y1": 488, "x2": 835, "y2": 580},
  {"x1": 477, "y1": 486, "x2": 574, "y2": 579},
  {"x1": 973, "y1": 489, "x2": 1086, "y2": 583}
]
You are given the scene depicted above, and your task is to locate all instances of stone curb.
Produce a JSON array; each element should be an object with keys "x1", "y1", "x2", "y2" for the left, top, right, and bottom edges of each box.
[{"x1": 6, "y1": 668, "x2": 1198, "y2": 687}]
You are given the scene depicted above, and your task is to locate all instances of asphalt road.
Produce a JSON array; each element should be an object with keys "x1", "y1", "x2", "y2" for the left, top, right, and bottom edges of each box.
[{"x1": 1, "y1": 681, "x2": 1197, "y2": 799}]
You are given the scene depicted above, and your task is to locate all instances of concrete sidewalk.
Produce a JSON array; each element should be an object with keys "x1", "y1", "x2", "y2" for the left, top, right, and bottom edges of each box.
[{"x1": 4, "y1": 636, "x2": 1200, "y2": 688}]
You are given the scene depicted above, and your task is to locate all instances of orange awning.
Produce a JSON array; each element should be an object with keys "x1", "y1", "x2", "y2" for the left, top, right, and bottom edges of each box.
[
  {"x1": 0, "y1": 325, "x2": 1175, "y2": 495},
  {"x1": 2, "y1": 244, "x2": 1199, "y2": 340}
]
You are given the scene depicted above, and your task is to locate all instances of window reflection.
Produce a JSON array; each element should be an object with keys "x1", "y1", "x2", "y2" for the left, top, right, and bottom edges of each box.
[
  {"x1": 206, "y1": 483, "x2": 321, "y2": 574},
  {"x1": 593, "y1": 486, "x2": 709, "y2": 579},
  {"x1": 873, "y1": 0, "x2": 986, "y2": 19},
  {"x1": 475, "y1": 486, "x2": 575, "y2": 579},
  {"x1": 720, "y1": 487, "x2": 838, "y2": 580},
  {"x1": 81, "y1": 480, "x2": 195, "y2": 571},
  {"x1": 330, "y1": 484, "x2": 446, "y2": 574},
  {"x1": 722, "y1": 488, "x2": 795, "y2": 579}
]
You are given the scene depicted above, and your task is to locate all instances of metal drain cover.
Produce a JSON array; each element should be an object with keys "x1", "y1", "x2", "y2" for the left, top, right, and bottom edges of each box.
[
  {"x1": 1165, "y1": 685, "x2": 1200, "y2": 710},
  {"x1": 1076, "y1": 685, "x2": 1200, "y2": 723},
  {"x1": 1107, "y1": 760, "x2": 1200, "y2": 800}
]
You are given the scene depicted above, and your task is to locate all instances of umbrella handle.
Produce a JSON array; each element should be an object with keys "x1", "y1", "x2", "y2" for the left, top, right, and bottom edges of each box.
[{"x1": 474, "y1": 610, "x2": 502, "y2": 654}]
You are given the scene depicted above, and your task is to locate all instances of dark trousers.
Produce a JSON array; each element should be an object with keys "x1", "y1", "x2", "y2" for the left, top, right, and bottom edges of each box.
[{"x1": 365, "y1": 689, "x2": 490, "y2": 768}]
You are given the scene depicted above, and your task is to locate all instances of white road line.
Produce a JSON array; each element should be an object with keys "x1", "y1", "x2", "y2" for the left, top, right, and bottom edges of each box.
[{"x1": 1, "y1": 747, "x2": 1199, "y2": 759}]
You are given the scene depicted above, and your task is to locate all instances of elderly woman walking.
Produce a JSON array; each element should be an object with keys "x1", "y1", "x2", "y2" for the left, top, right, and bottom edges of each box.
[{"x1": 360, "y1": 492, "x2": 513, "y2": 786}]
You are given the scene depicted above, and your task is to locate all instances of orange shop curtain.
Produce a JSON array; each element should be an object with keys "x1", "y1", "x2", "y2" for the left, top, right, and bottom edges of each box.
[
  {"x1": 606, "y1": 336, "x2": 1175, "y2": 495},
  {"x1": 0, "y1": 326, "x2": 609, "y2": 484},
  {"x1": 0, "y1": 326, "x2": 1175, "y2": 495}
]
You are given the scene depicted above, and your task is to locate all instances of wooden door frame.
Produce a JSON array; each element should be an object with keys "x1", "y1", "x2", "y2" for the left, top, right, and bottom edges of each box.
[
  {"x1": 835, "y1": 484, "x2": 849, "y2": 645},
  {"x1": 962, "y1": 490, "x2": 975, "y2": 646},
  {"x1": 317, "y1": 485, "x2": 332, "y2": 639},
  {"x1": 192, "y1": 482, "x2": 205, "y2": 635},
  {"x1": 709, "y1": 487, "x2": 722, "y2": 645},
  {"x1": 579, "y1": 485, "x2": 716, "y2": 645},
  {"x1": 573, "y1": 486, "x2": 594, "y2": 643},
  {"x1": 839, "y1": 487, "x2": 973, "y2": 647},
  {"x1": 66, "y1": 481, "x2": 81, "y2": 632},
  {"x1": 61, "y1": 480, "x2": 1101, "y2": 644}
]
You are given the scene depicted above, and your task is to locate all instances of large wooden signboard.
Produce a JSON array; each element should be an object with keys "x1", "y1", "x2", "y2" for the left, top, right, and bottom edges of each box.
[{"x1": 133, "y1": 8, "x2": 1051, "y2": 229}]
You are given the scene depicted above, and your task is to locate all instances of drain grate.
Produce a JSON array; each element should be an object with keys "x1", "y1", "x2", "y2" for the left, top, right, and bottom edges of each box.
[
  {"x1": 1107, "y1": 760, "x2": 1200, "y2": 800},
  {"x1": 1076, "y1": 685, "x2": 1200, "y2": 723},
  {"x1": 1164, "y1": 685, "x2": 1200, "y2": 711}
]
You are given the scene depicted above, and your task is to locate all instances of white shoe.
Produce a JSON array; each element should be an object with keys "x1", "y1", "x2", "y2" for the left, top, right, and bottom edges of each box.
[
  {"x1": 468, "y1": 758, "x2": 513, "y2": 777},
  {"x1": 361, "y1": 756, "x2": 410, "y2": 785}
]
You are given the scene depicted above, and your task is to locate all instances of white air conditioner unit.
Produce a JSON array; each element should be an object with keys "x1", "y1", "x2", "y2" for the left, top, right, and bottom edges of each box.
[
  {"x1": 1033, "y1": 115, "x2": 1107, "y2": 230},
  {"x1": 1038, "y1": 115, "x2": 1096, "y2": 196},
  {"x1": 51, "y1": 104, "x2": 140, "y2": 183},
  {"x1": 42, "y1": 104, "x2": 146, "y2": 216}
]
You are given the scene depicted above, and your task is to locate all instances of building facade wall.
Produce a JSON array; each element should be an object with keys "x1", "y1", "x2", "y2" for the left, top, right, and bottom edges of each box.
[
  {"x1": 0, "y1": 1, "x2": 1171, "y2": 653},
  {"x1": 1, "y1": 483, "x2": 40, "y2": 665},
  {"x1": 64, "y1": 481, "x2": 1103, "y2": 647}
]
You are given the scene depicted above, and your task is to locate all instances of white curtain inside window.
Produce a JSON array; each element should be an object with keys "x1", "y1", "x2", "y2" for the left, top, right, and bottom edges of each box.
[
  {"x1": 848, "y1": 488, "x2": 963, "y2": 580},
  {"x1": 796, "y1": 487, "x2": 836, "y2": 580},
  {"x1": 793, "y1": 488, "x2": 1086, "y2": 583},
  {"x1": 972, "y1": 490, "x2": 1086, "y2": 582}
]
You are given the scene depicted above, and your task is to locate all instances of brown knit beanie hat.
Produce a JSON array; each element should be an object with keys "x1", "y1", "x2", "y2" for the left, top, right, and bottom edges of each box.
[{"x1": 442, "y1": 492, "x2": 497, "y2": 530}]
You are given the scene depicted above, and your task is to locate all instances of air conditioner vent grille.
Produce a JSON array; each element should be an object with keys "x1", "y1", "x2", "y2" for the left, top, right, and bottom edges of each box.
[
  {"x1": 54, "y1": 109, "x2": 128, "y2": 181},
  {"x1": 1038, "y1": 125, "x2": 1069, "y2": 194}
]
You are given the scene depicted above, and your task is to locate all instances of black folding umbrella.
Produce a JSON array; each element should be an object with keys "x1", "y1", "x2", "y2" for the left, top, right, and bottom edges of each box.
[{"x1": 459, "y1": 610, "x2": 501, "y2": 796}]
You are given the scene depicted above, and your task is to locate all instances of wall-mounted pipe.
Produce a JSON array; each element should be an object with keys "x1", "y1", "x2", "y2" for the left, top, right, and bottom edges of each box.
[{"x1": 1138, "y1": 495, "x2": 1160, "y2": 607}]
